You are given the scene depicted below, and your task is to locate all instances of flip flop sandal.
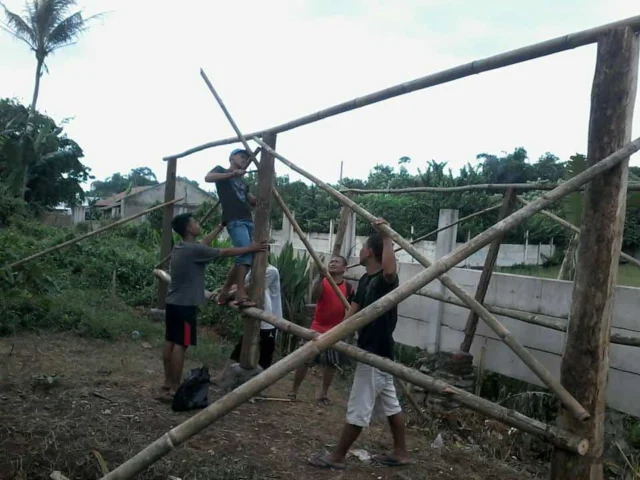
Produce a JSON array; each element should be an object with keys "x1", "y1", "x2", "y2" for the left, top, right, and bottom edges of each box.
[
  {"x1": 308, "y1": 453, "x2": 345, "y2": 470},
  {"x1": 216, "y1": 294, "x2": 231, "y2": 306},
  {"x1": 372, "y1": 454, "x2": 411, "y2": 467},
  {"x1": 155, "y1": 391, "x2": 174, "y2": 404},
  {"x1": 287, "y1": 393, "x2": 297, "y2": 401},
  {"x1": 316, "y1": 397, "x2": 333, "y2": 406},
  {"x1": 233, "y1": 297, "x2": 256, "y2": 309}
]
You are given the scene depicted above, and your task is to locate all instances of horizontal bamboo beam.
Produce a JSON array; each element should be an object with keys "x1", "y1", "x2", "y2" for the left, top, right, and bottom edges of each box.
[
  {"x1": 243, "y1": 307, "x2": 589, "y2": 455},
  {"x1": 345, "y1": 273, "x2": 640, "y2": 348},
  {"x1": 516, "y1": 197, "x2": 640, "y2": 269},
  {"x1": 164, "y1": 15, "x2": 640, "y2": 161},
  {"x1": 3, "y1": 198, "x2": 184, "y2": 271},
  {"x1": 343, "y1": 183, "x2": 640, "y2": 194},
  {"x1": 254, "y1": 136, "x2": 593, "y2": 422},
  {"x1": 346, "y1": 203, "x2": 501, "y2": 269}
]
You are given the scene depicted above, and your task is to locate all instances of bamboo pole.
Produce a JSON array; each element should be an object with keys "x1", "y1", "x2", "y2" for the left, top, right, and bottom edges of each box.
[
  {"x1": 164, "y1": 16, "x2": 640, "y2": 161},
  {"x1": 343, "y1": 183, "x2": 640, "y2": 194},
  {"x1": 344, "y1": 273, "x2": 640, "y2": 348},
  {"x1": 242, "y1": 307, "x2": 588, "y2": 455},
  {"x1": 516, "y1": 197, "x2": 640, "y2": 269},
  {"x1": 2, "y1": 198, "x2": 184, "y2": 271},
  {"x1": 253, "y1": 136, "x2": 594, "y2": 422},
  {"x1": 551, "y1": 27, "x2": 639, "y2": 479},
  {"x1": 157, "y1": 159, "x2": 178, "y2": 308},
  {"x1": 154, "y1": 199, "x2": 221, "y2": 270},
  {"x1": 332, "y1": 203, "x2": 352, "y2": 257},
  {"x1": 460, "y1": 189, "x2": 517, "y2": 353},
  {"x1": 346, "y1": 203, "x2": 502, "y2": 269},
  {"x1": 272, "y1": 188, "x2": 350, "y2": 310}
]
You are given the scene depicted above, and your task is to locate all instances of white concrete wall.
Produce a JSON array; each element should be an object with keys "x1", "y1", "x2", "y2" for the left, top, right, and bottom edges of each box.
[{"x1": 269, "y1": 229, "x2": 554, "y2": 267}]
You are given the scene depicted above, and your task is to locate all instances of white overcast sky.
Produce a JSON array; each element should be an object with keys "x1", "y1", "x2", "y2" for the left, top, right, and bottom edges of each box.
[{"x1": 2, "y1": 0, "x2": 639, "y2": 192}]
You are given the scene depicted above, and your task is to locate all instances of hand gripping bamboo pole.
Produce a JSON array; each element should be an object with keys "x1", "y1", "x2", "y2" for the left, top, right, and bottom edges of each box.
[
  {"x1": 2, "y1": 198, "x2": 184, "y2": 271},
  {"x1": 346, "y1": 203, "x2": 502, "y2": 269},
  {"x1": 516, "y1": 196, "x2": 640, "y2": 269},
  {"x1": 252, "y1": 136, "x2": 640, "y2": 421},
  {"x1": 241, "y1": 307, "x2": 589, "y2": 455}
]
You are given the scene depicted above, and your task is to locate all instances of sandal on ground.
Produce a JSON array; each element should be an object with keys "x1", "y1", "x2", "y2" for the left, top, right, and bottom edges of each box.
[
  {"x1": 372, "y1": 454, "x2": 411, "y2": 467},
  {"x1": 287, "y1": 393, "x2": 297, "y2": 401},
  {"x1": 316, "y1": 397, "x2": 332, "y2": 406},
  {"x1": 232, "y1": 297, "x2": 256, "y2": 309},
  {"x1": 308, "y1": 453, "x2": 345, "y2": 470}
]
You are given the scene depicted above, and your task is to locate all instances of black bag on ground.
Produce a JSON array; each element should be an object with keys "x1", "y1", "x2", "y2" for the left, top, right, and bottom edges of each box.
[{"x1": 171, "y1": 366, "x2": 210, "y2": 412}]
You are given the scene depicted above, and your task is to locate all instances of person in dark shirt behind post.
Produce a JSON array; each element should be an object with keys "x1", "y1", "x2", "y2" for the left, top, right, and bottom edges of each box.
[
  {"x1": 309, "y1": 218, "x2": 410, "y2": 470},
  {"x1": 204, "y1": 149, "x2": 258, "y2": 308},
  {"x1": 160, "y1": 212, "x2": 267, "y2": 401}
]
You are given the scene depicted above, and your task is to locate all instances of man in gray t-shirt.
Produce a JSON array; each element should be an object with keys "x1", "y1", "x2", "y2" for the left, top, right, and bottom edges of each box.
[{"x1": 161, "y1": 213, "x2": 266, "y2": 399}]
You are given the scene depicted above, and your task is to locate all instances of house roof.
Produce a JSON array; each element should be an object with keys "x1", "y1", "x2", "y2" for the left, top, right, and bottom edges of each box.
[
  {"x1": 94, "y1": 186, "x2": 153, "y2": 208},
  {"x1": 94, "y1": 180, "x2": 215, "y2": 209}
]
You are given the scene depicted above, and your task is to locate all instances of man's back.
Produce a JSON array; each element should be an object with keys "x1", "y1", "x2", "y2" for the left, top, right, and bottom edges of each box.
[
  {"x1": 353, "y1": 270, "x2": 399, "y2": 359},
  {"x1": 209, "y1": 165, "x2": 252, "y2": 223},
  {"x1": 167, "y1": 242, "x2": 220, "y2": 306}
]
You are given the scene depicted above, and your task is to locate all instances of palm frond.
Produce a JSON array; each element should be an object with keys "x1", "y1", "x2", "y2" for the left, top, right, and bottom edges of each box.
[
  {"x1": 46, "y1": 11, "x2": 85, "y2": 52},
  {"x1": 1, "y1": 3, "x2": 37, "y2": 49}
]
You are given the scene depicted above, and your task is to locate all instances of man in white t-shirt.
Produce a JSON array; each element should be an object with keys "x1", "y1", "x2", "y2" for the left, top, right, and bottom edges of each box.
[{"x1": 213, "y1": 263, "x2": 282, "y2": 381}]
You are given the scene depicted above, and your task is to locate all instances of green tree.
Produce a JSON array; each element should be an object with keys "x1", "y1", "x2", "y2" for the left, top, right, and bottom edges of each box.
[
  {"x1": 0, "y1": 98, "x2": 91, "y2": 206},
  {"x1": 1, "y1": 0, "x2": 102, "y2": 197}
]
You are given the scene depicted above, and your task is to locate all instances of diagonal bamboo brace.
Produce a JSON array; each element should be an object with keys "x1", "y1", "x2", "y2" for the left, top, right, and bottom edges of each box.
[
  {"x1": 516, "y1": 196, "x2": 640, "y2": 269},
  {"x1": 242, "y1": 306, "x2": 589, "y2": 455},
  {"x1": 253, "y1": 137, "x2": 640, "y2": 422}
]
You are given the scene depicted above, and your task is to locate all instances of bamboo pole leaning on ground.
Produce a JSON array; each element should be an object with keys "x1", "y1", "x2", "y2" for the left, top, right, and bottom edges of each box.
[
  {"x1": 2, "y1": 198, "x2": 184, "y2": 271},
  {"x1": 342, "y1": 183, "x2": 640, "y2": 194},
  {"x1": 346, "y1": 203, "x2": 502, "y2": 269},
  {"x1": 154, "y1": 199, "x2": 221, "y2": 269},
  {"x1": 242, "y1": 307, "x2": 589, "y2": 455},
  {"x1": 344, "y1": 273, "x2": 640, "y2": 348},
  {"x1": 164, "y1": 15, "x2": 640, "y2": 161},
  {"x1": 516, "y1": 197, "x2": 640, "y2": 269},
  {"x1": 254, "y1": 136, "x2": 594, "y2": 422}
]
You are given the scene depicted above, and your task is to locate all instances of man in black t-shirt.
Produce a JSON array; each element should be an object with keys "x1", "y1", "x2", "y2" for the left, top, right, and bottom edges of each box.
[
  {"x1": 310, "y1": 219, "x2": 409, "y2": 470},
  {"x1": 205, "y1": 149, "x2": 258, "y2": 308}
]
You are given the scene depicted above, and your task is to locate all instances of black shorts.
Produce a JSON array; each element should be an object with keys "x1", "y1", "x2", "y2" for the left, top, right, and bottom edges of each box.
[
  {"x1": 165, "y1": 304, "x2": 198, "y2": 347},
  {"x1": 230, "y1": 329, "x2": 276, "y2": 370}
]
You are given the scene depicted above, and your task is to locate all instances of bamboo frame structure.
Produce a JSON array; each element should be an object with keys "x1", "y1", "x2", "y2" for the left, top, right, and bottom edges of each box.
[
  {"x1": 105, "y1": 154, "x2": 628, "y2": 478},
  {"x1": 254, "y1": 137, "x2": 595, "y2": 422},
  {"x1": 516, "y1": 197, "x2": 640, "y2": 269},
  {"x1": 116, "y1": 18, "x2": 640, "y2": 480},
  {"x1": 343, "y1": 183, "x2": 640, "y2": 194},
  {"x1": 2, "y1": 198, "x2": 184, "y2": 271},
  {"x1": 164, "y1": 16, "x2": 640, "y2": 161}
]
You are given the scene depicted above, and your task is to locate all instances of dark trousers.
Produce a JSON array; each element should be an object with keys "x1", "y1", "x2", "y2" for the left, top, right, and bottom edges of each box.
[{"x1": 230, "y1": 329, "x2": 276, "y2": 370}]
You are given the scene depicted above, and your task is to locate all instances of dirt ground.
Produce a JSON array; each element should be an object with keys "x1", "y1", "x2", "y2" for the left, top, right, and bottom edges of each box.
[{"x1": 0, "y1": 331, "x2": 546, "y2": 480}]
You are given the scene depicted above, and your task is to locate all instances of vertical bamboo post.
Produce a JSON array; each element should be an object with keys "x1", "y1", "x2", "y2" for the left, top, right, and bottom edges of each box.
[
  {"x1": 332, "y1": 203, "x2": 351, "y2": 257},
  {"x1": 239, "y1": 133, "x2": 277, "y2": 369},
  {"x1": 460, "y1": 188, "x2": 516, "y2": 353},
  {"x1": 550, "y1": 27, "x2": 638, "y2": 480},
  {"x1": 157, "y1": 158, "x2": 177, "y2": 309}
]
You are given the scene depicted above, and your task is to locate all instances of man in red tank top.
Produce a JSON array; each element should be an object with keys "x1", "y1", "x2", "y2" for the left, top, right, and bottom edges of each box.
[{"x1": 290, "y1": 255, "x2": 353, "y2": 404}]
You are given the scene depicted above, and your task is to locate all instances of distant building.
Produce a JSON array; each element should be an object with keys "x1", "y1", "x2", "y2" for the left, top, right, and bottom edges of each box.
[{"x1": 93, "y1": 179, "x2": 214, "y2": 222}]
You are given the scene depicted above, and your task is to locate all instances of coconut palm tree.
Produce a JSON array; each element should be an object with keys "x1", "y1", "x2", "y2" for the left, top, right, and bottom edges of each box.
[{"x1": 1, "y1": 0, "x2": 102, "y2": 198}]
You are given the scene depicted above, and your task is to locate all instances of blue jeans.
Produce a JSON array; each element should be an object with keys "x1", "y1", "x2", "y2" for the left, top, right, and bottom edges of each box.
[{"x1": 227, "y1": 219, "x2": 254, "y2": 266}]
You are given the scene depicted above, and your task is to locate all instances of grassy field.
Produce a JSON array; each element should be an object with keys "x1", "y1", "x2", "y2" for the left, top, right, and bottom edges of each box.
[{"x1": 497, "y1": 263, "x2": 640, "y2": 288}]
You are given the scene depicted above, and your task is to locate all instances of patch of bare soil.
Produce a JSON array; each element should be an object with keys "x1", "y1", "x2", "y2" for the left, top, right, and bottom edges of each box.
[{"x1": 0, "y1": 332, "x2": 546, "y2": 479}]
